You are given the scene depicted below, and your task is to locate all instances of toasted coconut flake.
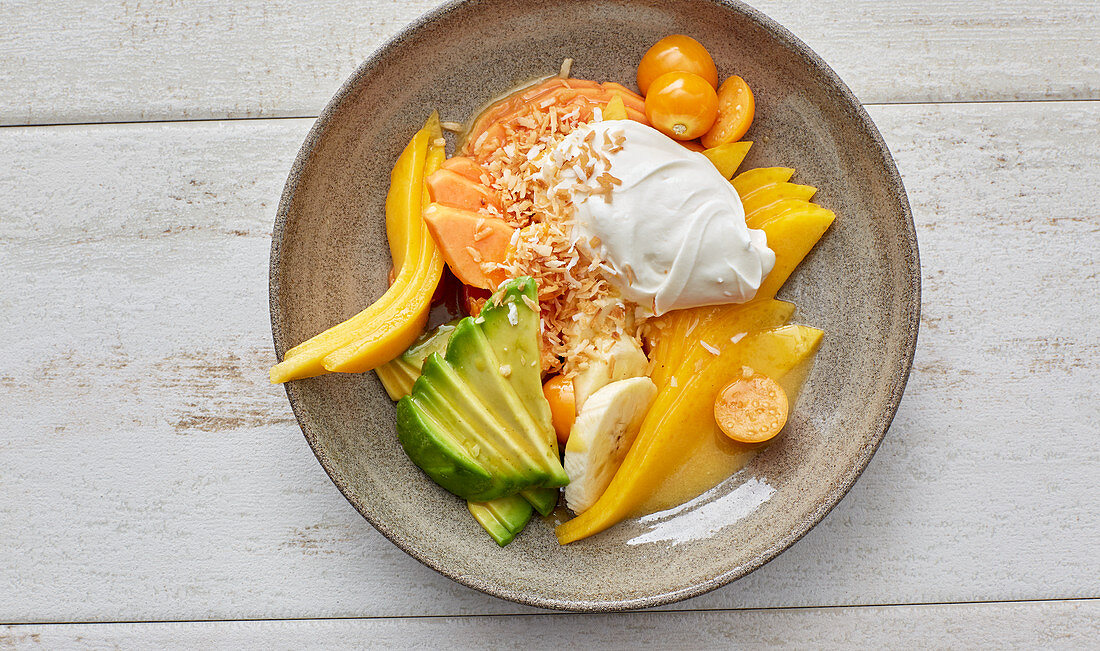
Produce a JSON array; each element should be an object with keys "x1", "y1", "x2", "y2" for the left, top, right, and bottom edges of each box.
[
  {"x1": 622, "y1": 263, "x2": 637, "y2": 285},
  {"x1": 558, "y1": 58, "x2": 574, "y2": 78},
  {"x1": 464, "y1": 95, "x2": 647, "y2": 374},
  {"x1": 473, "y1": 130, "x2": 489, "y2": 151}
]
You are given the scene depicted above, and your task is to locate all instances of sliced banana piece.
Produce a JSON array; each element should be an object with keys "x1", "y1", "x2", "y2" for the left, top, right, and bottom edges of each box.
[
  {"x1": 564, "y1": 376, "x2": 658, "y2": 514},
  {"x1": 572, "y1": 335, "x2": 649, "y2": 411}
]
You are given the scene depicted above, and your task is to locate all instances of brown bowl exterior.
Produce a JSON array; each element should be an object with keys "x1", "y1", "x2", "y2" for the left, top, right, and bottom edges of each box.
[{"x1": 269, "y1": 0, "x2": 919, "y2": 611}]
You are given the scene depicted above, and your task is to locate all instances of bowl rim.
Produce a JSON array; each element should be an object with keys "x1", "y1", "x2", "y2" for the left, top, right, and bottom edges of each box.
[{"x1": 269, "y1": 0, "x2": 921, "y2": 612}]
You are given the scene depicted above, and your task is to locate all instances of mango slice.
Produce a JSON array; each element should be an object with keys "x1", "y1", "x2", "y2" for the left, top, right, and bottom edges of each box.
[
  {"x1": 321, "y1": 139, "x2": 448, "y2": 374},
  {"x1": 745, "y1": 198, "x2": 818, "y2": 229},
  {"x1": 756, "y1": 209, "x2": 836, "y2": 300},
  {"x1": 602, "y1": 94, "x2": 628, "y2": 121},
  {"x1": 270, "y1": 114, "x2": 446, "y2": 382},
  {"x1": 733, "y1": 167, "x2": 795, "y2": 196},
  {"x1": 702, "y1": 141, "x2": 753, "y2": 179},
  {"x1": 647, "y1": 299, "x2": 795, "y2": 391},
  {"x1": 754, "y1": 205, "x2": 835, "y2": 232},
  {"x1": 741, "y1": 182, "x2": 818, "y2": 215},
  {"x1": 556, "y1": 324, "x2": 824, "y2": 544}
]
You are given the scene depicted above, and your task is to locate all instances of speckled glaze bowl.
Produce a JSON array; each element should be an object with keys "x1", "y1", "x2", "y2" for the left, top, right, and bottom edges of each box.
[{"x1": 270, "y1": 0, "x2": 919, "y2": 611}]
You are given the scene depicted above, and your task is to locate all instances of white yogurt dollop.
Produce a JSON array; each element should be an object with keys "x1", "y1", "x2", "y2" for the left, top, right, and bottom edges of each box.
[{"x1": 540, "y1": 120, "x2": 774, "y2": 316}]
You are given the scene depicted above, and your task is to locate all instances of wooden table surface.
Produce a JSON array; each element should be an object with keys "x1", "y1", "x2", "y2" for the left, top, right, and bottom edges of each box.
[{"x1": 2, "y1": 1, "x2": 1098, "y2": 647}]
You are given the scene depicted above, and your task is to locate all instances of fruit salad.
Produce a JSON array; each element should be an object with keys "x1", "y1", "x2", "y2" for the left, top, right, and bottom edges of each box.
[{"x1": 271, "y1": 35, "x2": 835, "y2": 546}]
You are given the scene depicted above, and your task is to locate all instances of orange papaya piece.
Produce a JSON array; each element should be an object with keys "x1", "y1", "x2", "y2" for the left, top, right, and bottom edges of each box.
[
  {"x1": 422, "y1": 203, "x2": 512, "y2": 289},
  {"x1": 463, "y1": 78, "x2": 647, "y2": 156},
  {"x1": 679, "y1": 139, "x2": 706, "y2": 153},
  {"x1": 469, "y1": 122, "x2": 508, "y2": 161},
  {"x1": 440, "y1": 156, "x2": 488, "y2": 183},
  {"x1": 426, "y1": 168, "x2": 502, "y2": 213}
]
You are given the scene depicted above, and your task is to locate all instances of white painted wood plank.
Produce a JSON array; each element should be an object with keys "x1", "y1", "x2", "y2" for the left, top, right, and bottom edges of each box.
[
  {"x1": 0, "y1": 0, "x2": 1097, "y2": 126},
  {"x1": 0, "y1": 102, "x2": 1098, "y2": 622},
  {"x1": 2, "y1": 600, "x2": 1098, "y2": 649}
]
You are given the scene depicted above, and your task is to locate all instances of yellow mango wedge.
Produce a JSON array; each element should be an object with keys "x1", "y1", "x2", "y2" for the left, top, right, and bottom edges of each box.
[
  {"x1": 745, "y1": 198, "x2": 818, "y2": 229},
  {"x1": 741, "y1": 182, "x2": 817, "y2": 215},
  {"x1": 647, "y1": 299, "x2": 795, "y2": 391},
  {"x1": 270, "y1": 114, "x2": 445, "y2": 383},
  {"x1": 733, "y1": 167, "x2": 795, "y2": 196},
  {"x1": 754, "y1": 205, "x2": 836, "y2": 232},
  {"x1": 602, "y1": 94, "x2": 628, "y2": 121},
  {"x1": 280, "y1": 122, "x2": 433, "y2": 365},
  {"x1": 321, "y1": 131, "x2": 447, "y2": 373},
  {"x1": 664, "y1": 300, "x2": 796, "y2": 389},
  {"x1": 280, "y1": 132, "x2": 429, "y2": 366},
  {"x1": 639, "y1": 324, "x2": 824, "y2": 514},
  {"x1": 556, "y1": 324, "x2": 824, "y2": 544},
  {"x1": 756, "y1": 209, "x2": 836, "y2": 300},
  {"x1": 702, "y1": 141, "x2": 753, "y2": 179},
  {"x1": 387, "y1": 124, "x2": 435, "y2": 273}
]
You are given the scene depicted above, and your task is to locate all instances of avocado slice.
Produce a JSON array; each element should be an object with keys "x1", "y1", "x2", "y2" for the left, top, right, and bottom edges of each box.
[
  {"x1": 414, "y1": 358, "x2": 539, "y2": 489},
  {"x1": 396, "y1": 395, "x2": 504, "y2": 502},
  {"x1": 380, "y1": 316, "x2": 558, "y2": 514},
  {"x1": 376, "y1": 320, "x2": 458, "y2": 400},
  {"x1": 519, "y1": 487, "x2": 559, "y2": 517},
  {"x1": 401, "y1": 320, "x2": 458, "y2": 368},
  {"x1": 478, "y1": 280, "x2": 560, "y2": 459},
  {"x1": 467, "y1": 494, "x2": 533, "y2": 546},
  {"x1": 394, "y1": 278, "x2": 570, "y2": 504},
  {"x1": 445, "y1": 318, "x2": 568, "y2": 487},
  {"x1": 419, "y1": 349, "x2": 552, "y2": 487}
]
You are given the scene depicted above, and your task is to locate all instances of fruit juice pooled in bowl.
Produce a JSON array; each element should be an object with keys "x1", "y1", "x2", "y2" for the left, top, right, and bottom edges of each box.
[{"x1": 270, "y1": 35, "x2": 835, "y2": 546}]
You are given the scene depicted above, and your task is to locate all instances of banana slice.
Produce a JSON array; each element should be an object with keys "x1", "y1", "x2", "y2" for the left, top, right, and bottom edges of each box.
[
  {"x1": 572, "y1": 336, "x2": 649, "y2": 411},
  {"x1": 564, "y1": 376, "x2": 658, "y2": 514}
]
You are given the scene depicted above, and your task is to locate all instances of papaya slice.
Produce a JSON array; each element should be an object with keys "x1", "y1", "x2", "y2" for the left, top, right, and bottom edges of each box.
[
  {"x1": 422, "y1": 203, "x2": 512, "y2": 290},
  {"x1": 679, "y1": 139, "x2": 706, "y2": 153},
  {"x1": 441, "y1": 156, "x2": 488, "y2": 183},
  {"x1": 427, "y1": 168, "x2": 502, "y2": 213},
  {"x1": 462, "y1": 78, "x2": 647, "y2": 158}
]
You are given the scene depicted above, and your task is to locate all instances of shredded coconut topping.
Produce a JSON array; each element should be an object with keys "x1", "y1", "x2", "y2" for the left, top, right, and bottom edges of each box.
[{"x1": 467, "y1": 97, "x2": 645, "y2": 375}]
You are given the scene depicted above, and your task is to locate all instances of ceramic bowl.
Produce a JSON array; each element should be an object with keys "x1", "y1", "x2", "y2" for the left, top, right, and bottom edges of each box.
[{"x1": 270, "y1": 0, "x2": 919, "y2": 611}]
